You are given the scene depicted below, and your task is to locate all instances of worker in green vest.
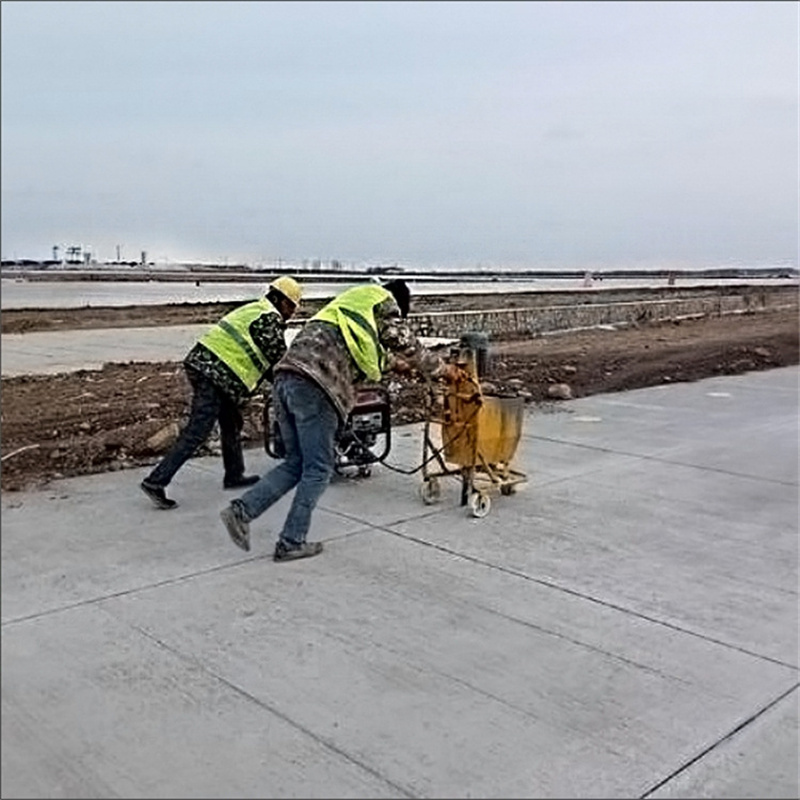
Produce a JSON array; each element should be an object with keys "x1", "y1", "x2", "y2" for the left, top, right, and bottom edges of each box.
[
  {"x1": 220, "y1": 279, "x2": 442, "y2": 561},
  {"x1": 140, "y1": 276, "x2": 302, "y2": 510}
]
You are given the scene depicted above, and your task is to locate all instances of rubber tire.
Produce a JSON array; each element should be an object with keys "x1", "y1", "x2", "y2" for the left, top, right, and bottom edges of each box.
[{"x1": 469, "y1": 492, "x2": 491, "y2": 518}]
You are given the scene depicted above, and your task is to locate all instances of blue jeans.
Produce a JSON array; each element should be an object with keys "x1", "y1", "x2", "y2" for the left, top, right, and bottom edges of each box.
[{"x1": 234, "y1": 371, "x2": 338, "y2": 546}]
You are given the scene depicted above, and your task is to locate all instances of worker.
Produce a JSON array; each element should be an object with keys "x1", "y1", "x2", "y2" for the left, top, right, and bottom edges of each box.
[
  {"x1": 219, "y1": 279, "x2": 441, "y2": 561},
  {"x1": 140, "y1": 276, "x2": 303, "y2": 510}
]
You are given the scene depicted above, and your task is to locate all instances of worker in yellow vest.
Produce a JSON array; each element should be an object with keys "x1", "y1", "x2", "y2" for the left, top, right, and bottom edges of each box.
[
  {"x1": 220, "y1": 279, "x2": 442, "y2": 561},
  {"x1": 140, "y1": 276, "x2": 302, "y2": 510}
]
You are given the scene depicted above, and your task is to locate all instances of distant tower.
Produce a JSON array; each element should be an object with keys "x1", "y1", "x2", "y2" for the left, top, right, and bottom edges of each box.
[
  {"x1": 52, "y1": 245, "x2": 60, "y2": 262},
  {"x1": 116, "y1": 244, "x2": 121, "y2": 262}
]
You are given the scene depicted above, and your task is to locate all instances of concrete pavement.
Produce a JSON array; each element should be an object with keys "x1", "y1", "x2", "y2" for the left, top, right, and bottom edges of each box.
[
  {"x1": 2, "y1": 366, "x2": 798, "y2": 798},
  {"x1": 1, "y1": 325, "x2": 209, "y2": 376},
  {"x1": 0, "y1": 326, "x2": 454, "y2": 377}
]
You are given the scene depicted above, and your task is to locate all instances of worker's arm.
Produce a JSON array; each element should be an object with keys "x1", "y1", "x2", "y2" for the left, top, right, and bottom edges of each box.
[
  {"x1": 249, "y1": 313, "x2": 289, "y2": 391},
  {"x1": 375, "y1": 298, "x2": 444, "y2": 378}
]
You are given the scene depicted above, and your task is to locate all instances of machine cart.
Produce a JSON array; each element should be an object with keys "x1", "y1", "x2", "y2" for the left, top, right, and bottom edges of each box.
[
  {"x1": 264, "y1": 384, "x2": 392, "y2": 478},
  {"x1": 420, "y1": 346, "x2": 527, "y2": 517}
]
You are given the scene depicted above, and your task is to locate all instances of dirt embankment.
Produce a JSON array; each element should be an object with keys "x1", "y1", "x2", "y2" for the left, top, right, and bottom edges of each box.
[{"x1": 1, "y1": 303, "x2": 797, "y2": 493}]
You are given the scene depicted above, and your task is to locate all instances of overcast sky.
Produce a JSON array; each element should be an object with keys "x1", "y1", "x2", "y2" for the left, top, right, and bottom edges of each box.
[{"x1": 2, "y1": 1, "x2": 797, "y2": 269}]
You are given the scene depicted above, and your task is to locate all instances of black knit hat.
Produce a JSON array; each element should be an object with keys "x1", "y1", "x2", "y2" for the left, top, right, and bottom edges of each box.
[{"x1": 382, "y1": 279, "x2": 410, "y2": 318}]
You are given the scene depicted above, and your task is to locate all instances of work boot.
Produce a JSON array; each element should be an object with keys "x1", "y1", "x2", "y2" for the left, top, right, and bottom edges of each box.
[
  {"x1": 140, "y1": 480, "x2": 178, "y2": 510},
  {"x1": 273, "y1": 540, "x2": 323, "y2": 562},
  {"x1": 223, "y1": 474, "x2": 260, "y2": 490},
  {"x1": 220, "y1": 503, "x2": 250, "y2": 552}
]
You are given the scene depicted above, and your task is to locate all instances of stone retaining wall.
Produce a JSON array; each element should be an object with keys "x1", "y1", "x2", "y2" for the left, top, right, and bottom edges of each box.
[{"x1": 407, "y1": 284, "x2": 798, "y2": 339}]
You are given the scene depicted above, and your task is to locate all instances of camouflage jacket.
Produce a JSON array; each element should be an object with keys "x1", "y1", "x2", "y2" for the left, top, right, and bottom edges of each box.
[
  {"x1": 276, "y1": 295, "x2": 440, "y2": 421},
  {"x1": 184, "y1": 311, "x2": 288, "y2": 405}
]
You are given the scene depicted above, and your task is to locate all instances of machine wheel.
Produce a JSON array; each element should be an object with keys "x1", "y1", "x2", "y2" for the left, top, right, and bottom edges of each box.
[
  {"x1": 357, "y1": 465, "x2": 372, "y2": 478},
  {"x1": 500, "y1": 483, "x2": 516, "y2": 496},
  {"x1": 420, "y1": 477, "x2": 441, "y2": 505},
  {"x1": 469, "y1": 492, "x2": 491, "y2": 518}
]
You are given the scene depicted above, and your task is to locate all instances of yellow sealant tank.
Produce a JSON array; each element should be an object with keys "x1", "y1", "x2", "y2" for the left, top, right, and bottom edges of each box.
[{"x1": 440, "y1": 353, "x2": 524, "y2": 468}]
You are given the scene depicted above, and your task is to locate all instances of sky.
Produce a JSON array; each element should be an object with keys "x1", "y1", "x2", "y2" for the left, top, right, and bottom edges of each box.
[{"x1": 1, "y1": 0, "x2": 797, "y2": 270}]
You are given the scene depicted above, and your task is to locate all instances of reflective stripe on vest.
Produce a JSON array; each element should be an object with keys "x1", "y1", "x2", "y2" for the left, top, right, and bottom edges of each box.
[
  {"x1": 311, "y1": 285, "x2": 391, "y2": 381},
  {"x1": 198, "y1": 298, "x2": 278, "y2": 391}
]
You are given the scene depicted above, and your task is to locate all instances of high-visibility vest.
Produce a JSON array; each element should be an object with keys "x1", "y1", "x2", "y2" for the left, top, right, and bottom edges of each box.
[
  {"x1": 198, "y1": 298, "x2": 280, "y2": 391},
  {"x1": 311, "y1": 285, "x2": 393, "y2": 382}
]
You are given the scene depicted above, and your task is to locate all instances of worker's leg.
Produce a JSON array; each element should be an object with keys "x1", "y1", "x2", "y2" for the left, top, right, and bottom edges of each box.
[
  {"x1": 277, "y1": 374, "x2": 338, "y2": 547},
  {"x1": 232, "y1": 372, "x2": 305, "y2": 520},
  {"x1": 144, "y1": 368, "x2": 220, "y2": 488},
  {"x1": 217, "y1": 394, "x2": 246, "y2": 484}
]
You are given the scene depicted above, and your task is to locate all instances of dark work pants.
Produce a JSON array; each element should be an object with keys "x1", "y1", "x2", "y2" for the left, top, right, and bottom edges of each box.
[{"x1": 145, "y1": 366, "x2": 246, "y2": 488}]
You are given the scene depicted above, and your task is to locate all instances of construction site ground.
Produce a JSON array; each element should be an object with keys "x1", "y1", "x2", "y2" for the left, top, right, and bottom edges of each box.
[
  {"x1": 2, "y1": 364, "x2": 797, "y2": 799},
  {"x1": 1, "y1": 288, "x2": 798, "y2": 798},
  {"x1": 1, "y1": 295, "x2": 797, "y2": 493}
]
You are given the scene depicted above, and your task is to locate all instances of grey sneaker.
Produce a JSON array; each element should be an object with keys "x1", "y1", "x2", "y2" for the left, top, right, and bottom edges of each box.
[
  {"x1": 273, "y1": 540, "x2": 323, "y2": 562},
  {"x1": 220, "y1": 504, "x2": 250, "y2": 552}
]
